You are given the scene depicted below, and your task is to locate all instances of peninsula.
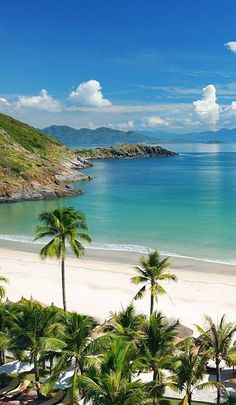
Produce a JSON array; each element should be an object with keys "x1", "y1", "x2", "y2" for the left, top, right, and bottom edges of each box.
[{"x1": 77, "y1": 144, "x2": 178, "y2": 160}]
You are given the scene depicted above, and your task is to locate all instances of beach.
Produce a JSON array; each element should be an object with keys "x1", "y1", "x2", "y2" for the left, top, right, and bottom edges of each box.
[{"x1": 1, "y1": 242, "x2": 236, "y2": 332}]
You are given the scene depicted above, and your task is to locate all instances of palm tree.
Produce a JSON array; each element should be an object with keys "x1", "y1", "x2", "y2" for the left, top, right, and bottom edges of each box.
[
  {"x1": 141, "y1": 312, "x2": 178, "y2": 382},
  {"x1": 8, "y1": 299, "x2": 64, "y2": 398},
  {"x1": 196, "y1": 315, "x2": 236, "y2": 405},
  {"x1": 34, "y1": 206, "x2": 91, "y2": 311},
  {"x1": 0, "y1": 275, "x2": 9, "y2": 302},
  {"x1": 171, "y1": 339, "x2": 218, "y2": 405},
  {"x1": 107, "y1": 304, "x2": 146, "y2": 345},
  {"x1": 131, "y1": 250, "x2": 176, "y2": 315},
  {"x1": 78, "y1": 338, "x2": 149, "y2": 404},
  {"x1": 59, "y1": 311, "x2": 99, "y2": 374},
  {"x1": 48, "y1": 311, "x2": 103, "y2": 404}
]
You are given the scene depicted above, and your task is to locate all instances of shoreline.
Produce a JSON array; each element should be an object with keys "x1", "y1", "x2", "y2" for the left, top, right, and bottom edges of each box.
[
  {"x1": 0, "y1": 241, "x2": 236, "y2": 332},
  {"x1": 0, "y1": 238, "x2": 236, "y2": 275}
]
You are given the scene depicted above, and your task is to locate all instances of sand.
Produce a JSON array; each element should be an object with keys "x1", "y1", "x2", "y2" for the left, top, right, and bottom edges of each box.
[{"x1": 0, "y1": 242, "x2": 236, "y2": 334}]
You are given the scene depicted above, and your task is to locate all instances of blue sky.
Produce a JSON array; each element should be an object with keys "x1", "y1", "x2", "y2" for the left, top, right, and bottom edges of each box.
[{"x1": 1, "y1": 0, "x2": 236, "y2": 132}]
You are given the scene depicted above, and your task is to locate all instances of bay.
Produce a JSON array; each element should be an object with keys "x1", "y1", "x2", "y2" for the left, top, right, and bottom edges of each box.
[{"x1": 1, "y1": 143, "x2": 236, "y2": 264}]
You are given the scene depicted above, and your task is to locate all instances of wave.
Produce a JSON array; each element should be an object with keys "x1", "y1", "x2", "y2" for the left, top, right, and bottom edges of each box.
[{"x1": 0, "y1": 233, "x2": 236, "y2": 266}]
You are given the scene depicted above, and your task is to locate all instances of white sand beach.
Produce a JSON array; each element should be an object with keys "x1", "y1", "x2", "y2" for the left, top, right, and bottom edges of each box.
[{"x1": 0, "y1": 244, "x2": 236, "y2": 333}]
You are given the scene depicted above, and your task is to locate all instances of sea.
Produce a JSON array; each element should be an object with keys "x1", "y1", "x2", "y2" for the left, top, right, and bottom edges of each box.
[{"x1": 1, "y1": 143, "x2": 236, "y2": 266}]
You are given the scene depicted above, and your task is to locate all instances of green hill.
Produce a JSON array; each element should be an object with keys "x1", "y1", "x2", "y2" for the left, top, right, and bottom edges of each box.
[
  {"x1": 41, "y1": 125, "x2": 155, "y2": 148},
  {"x1": 0, "y1": 113, "x2": 90, "y2": 202}
]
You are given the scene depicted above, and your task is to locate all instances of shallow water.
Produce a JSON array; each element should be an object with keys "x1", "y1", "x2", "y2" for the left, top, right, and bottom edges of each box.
[{"x1": 1, "y1": 144, "x2": 236, "y2": 264}]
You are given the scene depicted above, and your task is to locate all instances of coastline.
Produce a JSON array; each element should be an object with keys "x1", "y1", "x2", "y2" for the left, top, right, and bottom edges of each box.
[{"x1": 0, "y1": 241, "x2": 236, "y2": 332}]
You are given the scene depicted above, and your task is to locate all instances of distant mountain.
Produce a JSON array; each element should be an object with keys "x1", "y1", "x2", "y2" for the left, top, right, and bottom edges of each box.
[
  {"x1": 41, "y1": 125, "x2": 156, "y2": 148},
  {"x1": 0, "y1": 114, "x2": 90, "y2": 202},
  {"x1": 142, "y1": 127, "x2": 236, "y2": 143}
]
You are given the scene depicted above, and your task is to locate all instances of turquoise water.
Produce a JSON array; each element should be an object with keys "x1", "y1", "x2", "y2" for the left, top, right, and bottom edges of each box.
[{"x1": 1, "y1": 144, "x2": 236, "y2": 264}]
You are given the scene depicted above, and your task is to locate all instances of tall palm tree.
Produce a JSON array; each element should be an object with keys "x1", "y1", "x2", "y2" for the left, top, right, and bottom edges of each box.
[
  {"x1": 8, "y1": 299, "x2": 64, "y2": 398},
  {"x1": 171, "y1": 339, "x2": 218, "y2": 405},
  {"x1": 196, "y1": 315, "x2": 236, "y2": 405},
  {"x1": 131, "y1": 250, "x2": 176, "y2": 315},
  {"x1": 79, "y1": 338, "x2": 149, "y2": 404},
  {"x1": 34, "y1": 206, "x2": 91, "y2": 311}
]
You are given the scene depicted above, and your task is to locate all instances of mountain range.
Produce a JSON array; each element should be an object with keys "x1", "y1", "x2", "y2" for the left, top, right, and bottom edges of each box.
[
  {"x1": 141, "y1": 127, "x2": 236, "y2": 143},
  {"x1": 41, "y1": 125, "x2": 236, "y2": 147},
  {"x1": 41, "y1": 126, "x2": 156, "y2": 148}
]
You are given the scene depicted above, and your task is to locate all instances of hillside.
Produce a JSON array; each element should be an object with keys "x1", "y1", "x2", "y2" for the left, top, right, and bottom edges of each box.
[
  {"x1": 77, "y1": 144, "x2": 177, "y2": 160},
  {"x1": 41, "y1": 125, "x2": 155, "y2": 148},
  {"x1": 0, "y1": 114, "x2": 90, "y2": 202}
]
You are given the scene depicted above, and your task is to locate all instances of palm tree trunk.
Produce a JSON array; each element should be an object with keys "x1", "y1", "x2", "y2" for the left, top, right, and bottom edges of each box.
[
  {"x1": 0, "y1": 349, "x2": 5, "y2": 365},
  {"x1": 50, "y1": 356, "x2": 53, "y2": 374},
  {"x1": 150, "y1": 292, "x2": 154, "y2": 315},
  {"x1": 216, "y1": 358, "x2": 221, "y2": 405},
  {"x1": 34, "y1": 358, "x2": 41, "y2": 398},
  {"x1": 2, "y1": 349, "x2": 5, "y2": 365},
  {"x1": 61, "y1": 239, "x2": 67, "y2": 312},
  {"x1": 152, "y1": 369, "x2": 158, "y2": 404},
  {"x1": 153, "y1": 369, "x2": 157, "y2": 381},
  {"x1": 188, "y1": 392, "x2": 192, "y2": 405}
]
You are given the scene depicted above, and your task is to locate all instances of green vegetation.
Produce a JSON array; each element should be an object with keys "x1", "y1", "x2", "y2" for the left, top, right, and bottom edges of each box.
[
  {"x1": 196, "y1": 315, "x2": 236, "y2": 405},
  {"x1": 0, "y1": 113, "x2": 85, "y2": 201},
  {"x1": 171, "y1": 339, "x2": 218, "y2": 405},
  {"x1": 131, "y1": 250, "x2": 177, "y2": 314},
  {"x1": 0, "y1": 206, "x2": 235, "y2": 404},
  {"x1": 0, "y1": 297, "x2": 233, "y2": 404},
  {"x1": 0, "y1": 112, "x2": 62, "y2": 153},
  {"x1": 34, "y1": 207, "x2": 91, "y2": 311},
  {"x1": 77, "y1": 143, "x2": 177, "y2": 160}
]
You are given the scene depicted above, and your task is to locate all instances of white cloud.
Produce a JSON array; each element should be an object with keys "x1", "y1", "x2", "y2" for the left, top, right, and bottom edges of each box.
[
  {"x1": 68, "y1": 80, "x2": 111, "y2": 107},
  {"x1": 142, "y1": 115, "x2": 169, "y2": 128},
  {"x1": 224, "y1": 41, "x2": 236, "y2": 53},
  {"x1": 16, "y1": 89, "x2": 61, "y2": 112},
  {"x1": 0, "y1": 97, "x2": 11, "y2": 108},
  {"x1": 115, "y1": 120, "x2": 134, "y2": 130},
  {"x1": 193, "y1": 84, "x2": 220, "y2": 125}
]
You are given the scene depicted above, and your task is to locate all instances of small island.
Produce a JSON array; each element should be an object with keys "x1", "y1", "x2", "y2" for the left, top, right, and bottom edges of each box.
[{"x1": 77, "y1": 144, "x2": 178, "y2": 160}]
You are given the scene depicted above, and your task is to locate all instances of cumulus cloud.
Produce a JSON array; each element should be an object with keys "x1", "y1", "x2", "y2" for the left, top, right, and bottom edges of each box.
[
  {"x1": 142, "y1": 115, "x2": 169, "y2": 128},
  {"x1": 68, "y1": 80, "x2": 111, "y2": 107},
  {"x1": 224, "y1": 41, "x2": 236, "y2": 53},
  {"x1": 16, "y1": 89, "x2": 61, "y2": 112},
  {"x1": 193, "y1": 84, "x2": 220, "y2": 125}
]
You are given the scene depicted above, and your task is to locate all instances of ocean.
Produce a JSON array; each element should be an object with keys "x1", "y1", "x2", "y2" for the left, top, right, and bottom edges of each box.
[{"x1": 1, "y1": 143, "x2": 236, "y2": 265}]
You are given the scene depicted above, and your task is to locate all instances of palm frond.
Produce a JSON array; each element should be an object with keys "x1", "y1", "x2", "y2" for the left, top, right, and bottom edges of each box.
[{"x1": 133, "y1": 285, "x2": 147, "y2": 301}]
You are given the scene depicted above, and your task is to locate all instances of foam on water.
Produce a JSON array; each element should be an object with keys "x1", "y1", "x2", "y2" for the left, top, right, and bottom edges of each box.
[{"x1": 0, "y1": 233, "x2": 236, "y2": 266}]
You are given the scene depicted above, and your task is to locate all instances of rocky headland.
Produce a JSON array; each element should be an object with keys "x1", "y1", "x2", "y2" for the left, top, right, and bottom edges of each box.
[{"x1": 77, "y1": 144, "x2": 178, "y2": 160}]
